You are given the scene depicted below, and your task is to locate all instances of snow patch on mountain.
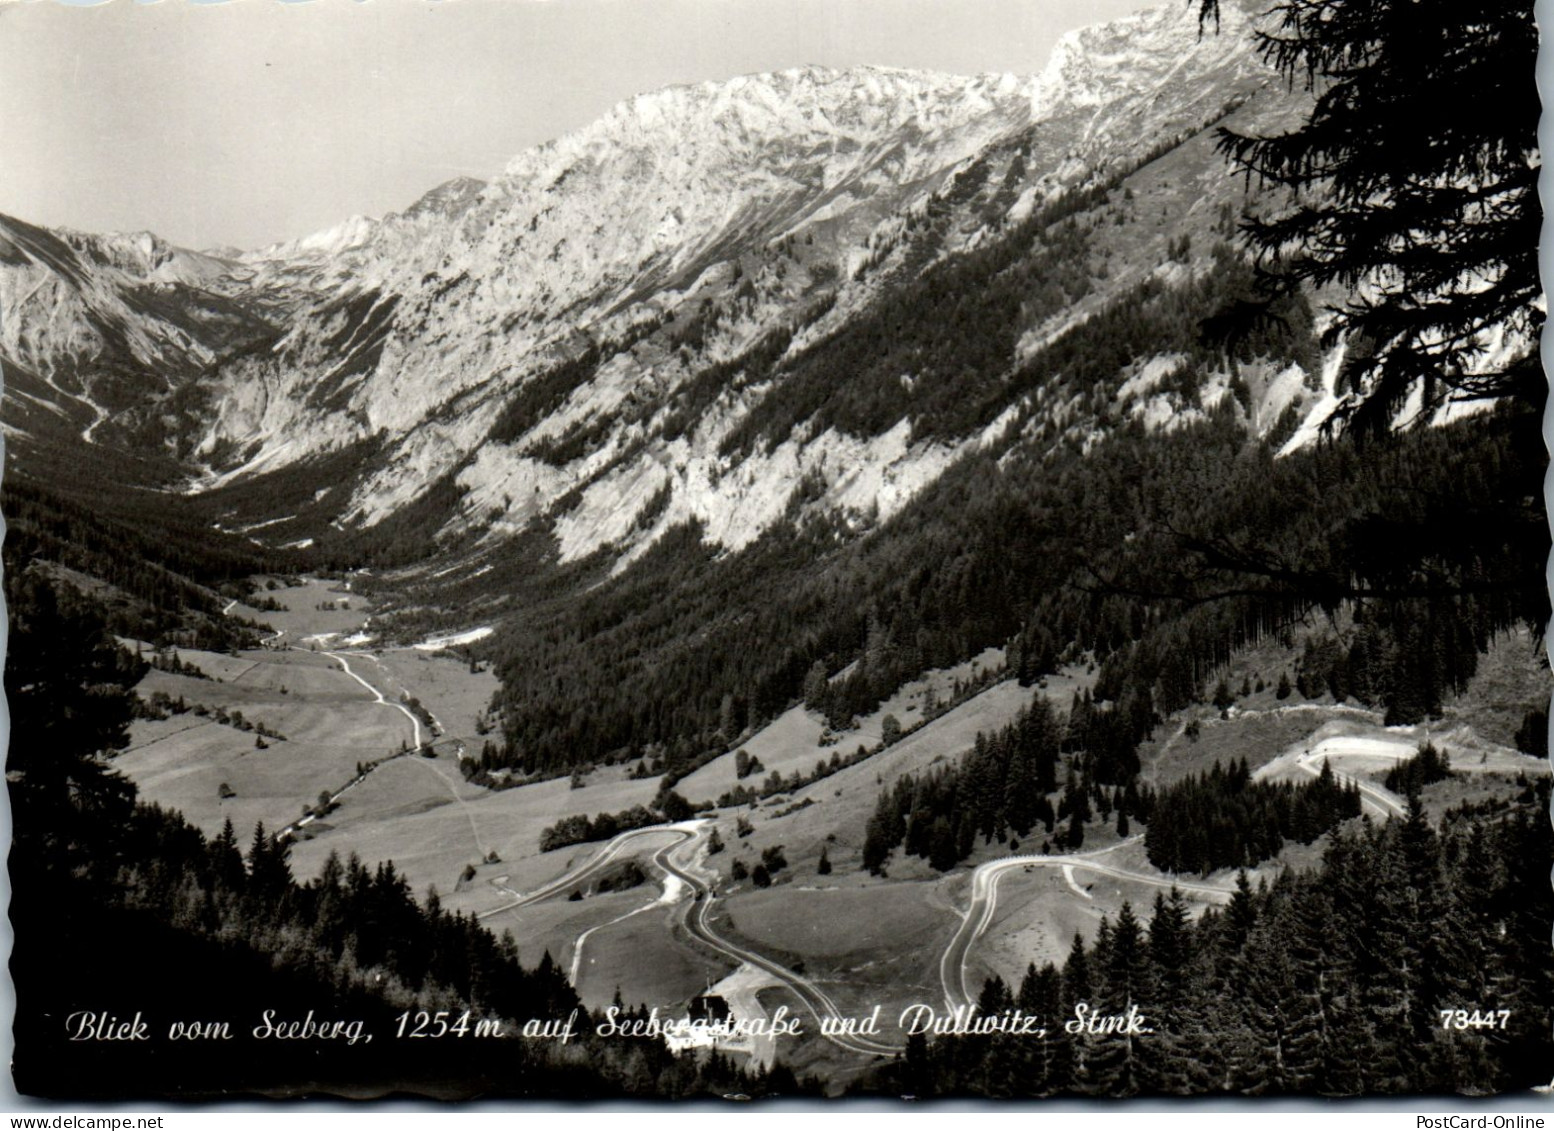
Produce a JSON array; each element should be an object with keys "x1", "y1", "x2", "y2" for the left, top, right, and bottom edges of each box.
[
  {"x1": 1278, "y1": 342, "x2": 1349, "y2": 456},
  {"x1": 245, "y1": 215, "x2": 379, "y2": 263},
  {"x1": 414, "y1": 626, "x2": 494, "y2": 651}
]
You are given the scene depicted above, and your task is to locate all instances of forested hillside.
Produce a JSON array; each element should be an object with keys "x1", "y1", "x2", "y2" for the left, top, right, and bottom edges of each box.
[
  {"x1": 858, "y1": 784, "x2": 1553, "y2": 1097},
  {"x1": 4, "y1": 566, "x2": 806, "y2": 1099},
  {"x1": 473, "y1": 386, "x2": 1544, "y2": 787}
]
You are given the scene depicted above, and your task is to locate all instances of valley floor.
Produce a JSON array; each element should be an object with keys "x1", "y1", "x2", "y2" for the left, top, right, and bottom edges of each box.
[{"x1": 112, "y1": 576, "x2": 1552, "y2": 1087}]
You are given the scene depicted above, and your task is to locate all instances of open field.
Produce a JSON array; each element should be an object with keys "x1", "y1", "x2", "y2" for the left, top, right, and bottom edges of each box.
[
  {"x1": 118, "y1": 648, "x2": 412, "y2": 837},
  {"x1": 710, "y1": 876, "x2": 957, "y2": 1051},
  {"x1": 116, "y1": 575, "x2": 680, "y2": 913},
  {"x1": 697, "y1": 678, "x2": 1041, "y2": 894},
  {"x1": 126, "y1": 646, "x2": 276, "y2": 684},
  {"x1": 1139, "y1": 703, "x2": 1383, "y2": 787},
  {"x1": 722, "y1": 881, "x2": 958, "y2": 961},
  {"x1": 1418, "y1": 771, "x2": 1545, "y2": 820},
  {"x1": 675, "y1": 647, "x2": 1064, "y2": 806},
  {"x1": 572, "y1": 909, "x2": 730, "y2": 1010},
  {"x1": 842, "y1": 646, "x2": 1011, "y2": 748},
  {"x1": 234, "y1": 577, "x2": 371, "y2": 642},
  {"x1": 1442, "y1": 627, "x2": 1551, "y2": 749},
  {"x1": 117, "y1": 584, "x2": 518, "y2": 891},
  {"x1": 354, "y1": 649, "x2": 500, "y2": 742},
  {"x1": 285, "y1": 765, "x2": 663, "y2": 912},
  {"x1": 675, "y1": 705, "x2": 828, "y2": 804},
  {"x1": 479, "y1": 885, "x2": 644, "y2": 954},
  {"x1": 477, "y1": 883, "x2": 725, "y2": 1010}
]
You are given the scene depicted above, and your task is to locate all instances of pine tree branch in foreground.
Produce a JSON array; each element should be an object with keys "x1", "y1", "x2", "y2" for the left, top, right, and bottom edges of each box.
[{"x1": 1205, "y1": 0, "x2": 1542, "y2": 435}]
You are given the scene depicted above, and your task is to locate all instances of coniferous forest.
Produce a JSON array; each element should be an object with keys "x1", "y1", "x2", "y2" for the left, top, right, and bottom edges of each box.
[
  {"x1": 858, "y1": 785, "x2": 1554, "y2": 1098},
  {"x1": 6, "y1": 566, "x2": 812, "y2": 1100},
  {"x1": 1141, "y1": 759, "x2": 1362, "y2": 875}
]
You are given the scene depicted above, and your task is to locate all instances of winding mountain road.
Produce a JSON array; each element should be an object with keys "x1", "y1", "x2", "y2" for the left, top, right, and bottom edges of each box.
[
  {"x1": 479, "y1": 822, "x2": 901, "y2": 1057},
  {"x1": 1250, "y1": 735, "x2": 1417, "y2": 819},
  {"x1": 657, "y1": 828, "x2": 903, "y2": 1058},
  {"x1": 476, "y1": 825, "x2": 685, "y2": 920},
  {"x1": 1292, "y1": 754, "x2": 1405, "y2": 819},
  {"x1": 937, "y1": 729, "x2": 1505, "y2": 1010},
  {"x1": 477, "y1": 823, "x2": 1262, "y2": 1057},
  {"x1": 938, "y1": 840, "x2": 1235, "y2": 1013}
]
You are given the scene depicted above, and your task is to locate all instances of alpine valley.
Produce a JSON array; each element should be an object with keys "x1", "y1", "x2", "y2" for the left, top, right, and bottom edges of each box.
[{"x1": 6, "y1": 0, "x2": 1550, "y2": 1102}]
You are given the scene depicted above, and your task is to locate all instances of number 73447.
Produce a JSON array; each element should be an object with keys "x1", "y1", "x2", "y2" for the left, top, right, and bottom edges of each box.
[{"x1": 1439, "y1": 1009, "x2": 1511, "y2": 1031}]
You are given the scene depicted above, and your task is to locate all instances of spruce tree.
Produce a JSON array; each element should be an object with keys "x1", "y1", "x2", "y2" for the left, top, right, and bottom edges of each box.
[
  {"x1": 1025, "y1": 961, "x2": 1069, "y2": 1095},
  {"x1": 1211, "y1": 0, "x2": 1541, "y2": 435},
  {"x1": 1087, "y1": 902, "x2": 1154, "y2": 1096},
  {"x1": 1061, "y1": 933, "x2": 1094, "y2": 1093},
  {"x1": 1066, "y1": 808, "x2": 1085, "y2": 851}
]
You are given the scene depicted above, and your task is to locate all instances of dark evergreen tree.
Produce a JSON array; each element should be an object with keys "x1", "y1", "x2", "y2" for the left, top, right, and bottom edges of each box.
[
  {"x1": 1064, "y1": 807, "x2": 1084, "y2": 850},
  {"x1": 1512, "y1": 707, "x2": 1547, "y2": 759},
  {"x1": 1383, "y1": 741, "x2": 1454, "y2": 796},
  {"x1": 1086, "y1": 902, "x2": 1154, "y2": 1095},
  {"x1": 1213, "y1": 0, "x2": 1541, "y2": 435}
]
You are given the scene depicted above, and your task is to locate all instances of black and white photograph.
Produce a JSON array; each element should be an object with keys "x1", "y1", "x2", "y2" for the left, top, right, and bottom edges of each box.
[{"x1": 0, "y1": 0, "x2": 1547, "y2": 1104}]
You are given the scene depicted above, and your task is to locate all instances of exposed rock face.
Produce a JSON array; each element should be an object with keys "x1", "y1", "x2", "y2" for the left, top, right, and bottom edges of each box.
[{"x1": 5, "y1": 0, "x2": 1367, "y2": 568}]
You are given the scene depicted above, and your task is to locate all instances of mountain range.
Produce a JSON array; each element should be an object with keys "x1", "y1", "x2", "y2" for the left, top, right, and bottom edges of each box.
[
  {"x1": 4, "y1": 0, "x2": 1340, "y2": 568},
  {"x1": 7, "y1": 0, "x2": 1551, "y2": 1101}
]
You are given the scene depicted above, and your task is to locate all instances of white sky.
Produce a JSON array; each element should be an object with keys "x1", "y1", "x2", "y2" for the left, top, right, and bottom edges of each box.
[{"x1": 0, "y1": 0, "x2": 1160, "y2": 251}]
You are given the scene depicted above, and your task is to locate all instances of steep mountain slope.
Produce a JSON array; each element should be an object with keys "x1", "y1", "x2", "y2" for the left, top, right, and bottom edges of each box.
[
  {"x1": 10, "y1": 0, "x2": 1523, "y2": 654},
  {"x1": 5, "y1": 0, "x2": 1519, "y2": 576},
  {"x1": 2, "y1": 0, "x2": 1297, "y2": 547},
  {"x1": 220, "y1": 176, "x2": 490, "y2": 322},
  {"x1": 0, "y1": 213, "x2": 272, "y2": 456},
  {"x1": 175, "y1": 65, "x2": 1045, "y2": 501},
  {"x1": 153, "y1": 0, "x2": 1288, "y2": 562}
]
